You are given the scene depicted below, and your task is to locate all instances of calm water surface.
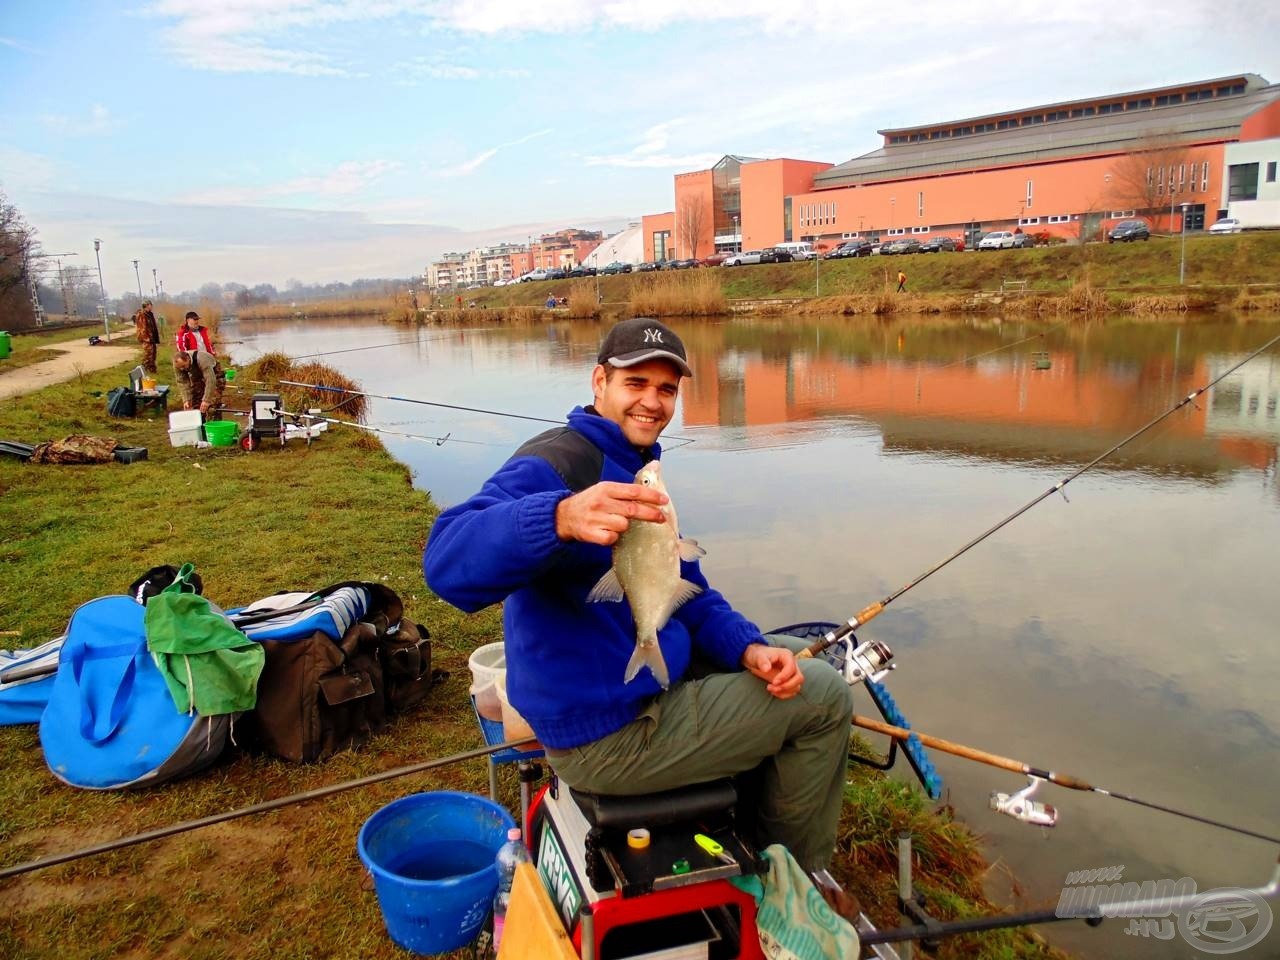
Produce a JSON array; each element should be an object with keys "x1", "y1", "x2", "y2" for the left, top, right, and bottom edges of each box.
[{"x1": 231, "y1": 312, "x2": 1280, "y2": 959}]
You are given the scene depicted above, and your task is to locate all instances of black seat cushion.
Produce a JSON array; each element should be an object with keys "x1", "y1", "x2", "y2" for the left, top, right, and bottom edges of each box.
[{"x1": 569, "y1": 779, "x2": 737, "y2": 830}]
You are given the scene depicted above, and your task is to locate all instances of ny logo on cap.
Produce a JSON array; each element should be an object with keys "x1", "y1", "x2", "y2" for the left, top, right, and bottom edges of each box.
[{"x1": 644, "y1": 328, "x2": 663, "y2": 344}]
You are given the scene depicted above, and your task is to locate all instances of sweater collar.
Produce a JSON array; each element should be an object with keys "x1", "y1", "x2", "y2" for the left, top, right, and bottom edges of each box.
[{"x1": 568, "y1": 405, "x2": 661, "y2": 471}]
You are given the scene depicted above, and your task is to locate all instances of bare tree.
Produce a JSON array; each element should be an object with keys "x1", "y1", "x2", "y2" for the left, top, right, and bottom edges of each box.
[
  {"x1": 676, "y1": 196, "x2": 706, "y2": 260},
  {"x1": 0, "y1": 192, "x2": 38, "y2": 328},
  {"x1": 1105, "y1": 134, "x2": 1213, "y2": 227}
]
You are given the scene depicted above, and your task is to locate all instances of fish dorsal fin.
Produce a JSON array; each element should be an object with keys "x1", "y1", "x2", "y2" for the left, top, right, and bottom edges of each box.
[
  {"x1": 586, "y1": 567, "x2": 625, "y2": 603},
  {"x1": 677, "y1": 538, "x2": 705, "y2": 562}
]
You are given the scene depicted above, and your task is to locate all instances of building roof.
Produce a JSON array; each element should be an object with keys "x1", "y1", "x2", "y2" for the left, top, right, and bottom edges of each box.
[{"x1": 815, "y1": 77, "x2": 1280, "y2": 189}]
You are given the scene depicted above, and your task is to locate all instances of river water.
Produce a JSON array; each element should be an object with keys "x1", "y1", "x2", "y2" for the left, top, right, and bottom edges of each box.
[{"x1": 229, "y1": 312, "x2": 1280, "y2": 959}]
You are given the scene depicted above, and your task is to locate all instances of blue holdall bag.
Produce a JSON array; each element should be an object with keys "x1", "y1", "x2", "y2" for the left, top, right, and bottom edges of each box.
[{"x1": 39, "y1": 594, "x2": 230, "y2": 790}]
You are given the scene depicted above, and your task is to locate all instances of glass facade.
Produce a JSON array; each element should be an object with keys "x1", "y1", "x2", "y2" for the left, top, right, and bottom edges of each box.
[
  {"x1": 1228, "y1": 163, "x2": 1259, "y2": 202},
  {"x1": 712, "y1": 156, "x2": 745, "y2": 247}
]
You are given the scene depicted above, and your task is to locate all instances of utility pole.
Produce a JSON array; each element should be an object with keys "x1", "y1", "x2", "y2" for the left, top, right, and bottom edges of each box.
[
  {"x1": 152, "y1": 267, "x2": 158, "y2": 298},
  {"x1": 132, "y1": 259, "x2": 143, "y2": 298},
  {"x1": 93, "y1": 239, "x2": 110, "y2": 341}
]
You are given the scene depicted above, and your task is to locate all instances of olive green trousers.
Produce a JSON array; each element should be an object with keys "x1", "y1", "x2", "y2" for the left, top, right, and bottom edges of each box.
[{"x1": 544, "y1": 635, "x2": 853, "y2": 871}]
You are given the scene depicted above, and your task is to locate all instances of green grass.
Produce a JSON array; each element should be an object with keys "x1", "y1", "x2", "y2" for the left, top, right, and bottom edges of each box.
[
  {"x1": 0, "y1": 343, "x2": 1066, "y2": 959},
  {"x1": 462, "y1": 232, "x2": 1280, "y2": 311}
]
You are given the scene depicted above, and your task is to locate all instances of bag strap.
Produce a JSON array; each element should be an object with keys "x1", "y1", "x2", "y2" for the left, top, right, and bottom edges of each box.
[{"x1": 69, "y1": 640, "x2": 141, "y2": 744}]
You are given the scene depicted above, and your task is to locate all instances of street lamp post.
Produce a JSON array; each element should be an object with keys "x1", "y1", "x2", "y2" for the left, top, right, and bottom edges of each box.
[
  {"x1": 131, "y1": 259, "x2": 143, "y2": 298},
  {"x1": 1179, "y1": 202, "x2": 1190, "y2": 285},
  {"x1": 92, "y1": 238, "x2": 110, "y2": 341},
  {"x1": 152, "y1": 268, "x2": 158, "y2": 298}
]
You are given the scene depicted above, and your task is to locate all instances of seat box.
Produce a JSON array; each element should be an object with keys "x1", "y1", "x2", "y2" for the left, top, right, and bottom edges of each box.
[{"x1": 168, "y1": 410, "x2": 203, "y2": 447}]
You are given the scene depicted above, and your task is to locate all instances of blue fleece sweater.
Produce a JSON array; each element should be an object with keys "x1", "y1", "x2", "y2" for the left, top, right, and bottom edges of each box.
[{"x1": 424, "y1": 406, "x2": 762, "y2": 749}]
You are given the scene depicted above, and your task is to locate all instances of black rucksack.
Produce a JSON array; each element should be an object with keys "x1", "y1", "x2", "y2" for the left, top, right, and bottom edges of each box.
[{"x1": 106, "y1": 387, "x2": 136, "y2": 418}]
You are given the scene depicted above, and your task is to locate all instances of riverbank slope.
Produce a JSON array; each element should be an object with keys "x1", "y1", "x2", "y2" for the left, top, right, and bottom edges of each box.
[{"x1": 0, "y1": 341, "x2": 1064, "y2": 959}]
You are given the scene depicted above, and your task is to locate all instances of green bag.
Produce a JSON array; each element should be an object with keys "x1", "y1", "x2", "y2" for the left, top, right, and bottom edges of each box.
[{"x1": 144, "y1": 564, "x2": 265, "y2": 716}]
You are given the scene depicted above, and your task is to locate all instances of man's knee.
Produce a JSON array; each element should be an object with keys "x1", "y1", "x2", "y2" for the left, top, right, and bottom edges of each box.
[{"x1": 798, "y1": 659, "x2": 853, "y2": 721}]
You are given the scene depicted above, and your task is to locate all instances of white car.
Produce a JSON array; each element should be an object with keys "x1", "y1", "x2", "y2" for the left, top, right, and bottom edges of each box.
[
  {"x1": 721, "y1": 249, "x2": 764, "y2": 266},
  {"x1": 977, "y1": 231, "x2": 1016, "y2": 250},
  {"x1": 1209, "y1": 218, "x2": 1242, "y2": 234}
]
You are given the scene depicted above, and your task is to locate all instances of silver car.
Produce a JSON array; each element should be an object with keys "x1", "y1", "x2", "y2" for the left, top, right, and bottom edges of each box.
[
  {"x1": 978, "y1": 231, "x2": 1016, "y2": 251},
  {"x1": 722, "y1": 249, "x2": 764, "y2": 266}
]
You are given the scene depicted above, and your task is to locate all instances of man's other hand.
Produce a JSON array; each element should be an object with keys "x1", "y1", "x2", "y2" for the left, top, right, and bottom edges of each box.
[
  {"x1": 199, "y1": 401, "x2": 210, "y2": 414},
  {"x1": 555, "y1": 481, "x2": 668, "y2": 545},
  {"x1": 741, "y1": 643, "x2": 803, "y2": 699}
]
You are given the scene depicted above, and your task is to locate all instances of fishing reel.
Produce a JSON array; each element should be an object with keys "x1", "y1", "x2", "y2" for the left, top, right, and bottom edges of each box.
[
  {"x1": 990, "y1": 776, "x2": 1058, "y2": 828},
  {"x1": 821, "y1": 636, "x2": 895, "y2": 686}
]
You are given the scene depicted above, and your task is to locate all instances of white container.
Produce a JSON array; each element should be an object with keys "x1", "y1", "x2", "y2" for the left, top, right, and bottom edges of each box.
[
  {"x1": 468, "y1": 642, "x2": 506, "y2": 721},
  {"x1": 494, "y1": 674, "x2": 538, "y2": 749},
  {"x1": 168, "y1": 410, "x2": 204, "y2": 448}
]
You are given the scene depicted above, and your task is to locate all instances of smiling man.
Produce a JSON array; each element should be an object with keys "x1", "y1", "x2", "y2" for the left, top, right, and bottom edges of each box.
[{"x1": 423, "y1": 317, "x2": 854, "y2": 874}]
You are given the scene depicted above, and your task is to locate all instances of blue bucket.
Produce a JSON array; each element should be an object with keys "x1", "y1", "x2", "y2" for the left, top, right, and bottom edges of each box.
[{"x1": 358, "y1": 791, "x2": 516, "y2": 955}]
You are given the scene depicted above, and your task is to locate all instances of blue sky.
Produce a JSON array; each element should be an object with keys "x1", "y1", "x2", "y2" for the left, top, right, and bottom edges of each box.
[{"x1": 2, "y1": 0, "x2": 1277, "y2": 294}]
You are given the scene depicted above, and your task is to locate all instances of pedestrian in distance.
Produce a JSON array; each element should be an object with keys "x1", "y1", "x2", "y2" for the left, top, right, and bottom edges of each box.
[
  {"x1": 424, "y1": 316, "x2": 855, "y2": 879},
  {"x1": 897, "y1": 270, "x2": 908, "y2": 293},
  {"x1": 134, "y1": 299, "x2": 160, "y2": 374}
]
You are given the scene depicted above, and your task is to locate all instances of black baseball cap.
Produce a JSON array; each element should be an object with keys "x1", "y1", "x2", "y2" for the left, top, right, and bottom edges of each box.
[{"x1": 596, "y1": 317, "x2": 692, "y2": 378}]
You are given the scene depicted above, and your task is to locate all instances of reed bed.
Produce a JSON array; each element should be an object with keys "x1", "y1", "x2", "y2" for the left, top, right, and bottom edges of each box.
[
  {"x1": 243, "y1": 351, "x2": 368, "y2": 421},
  {"x1": 566, "y1": 278, "x2": 602, "y2": 319},
  {"x1": 238, "y1": 297, "x2": 396, "y2": 320},
  {"x1": 1232, "y1": 289, "x2": 1280, "y2": 312},
  {"x1": 628, "y1": 271, "x2": 727, "y2": 317}
]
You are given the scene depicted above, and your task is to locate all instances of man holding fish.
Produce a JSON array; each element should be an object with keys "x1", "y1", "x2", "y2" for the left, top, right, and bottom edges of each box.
[{"x1": 424, "y1": 317, "x2": 854, "y2": 873}]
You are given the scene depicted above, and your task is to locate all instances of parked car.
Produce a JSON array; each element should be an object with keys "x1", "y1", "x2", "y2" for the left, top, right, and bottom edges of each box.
[
  {"x1": 669, "y1": 258, "x2": 700, "y2": 269},
  {"x1": 1209, "y1": 217, "x2": 1242, "y2": 234},
  {"x1": 826, "y1": 240, "x2": 873, "y2": 259},
  {"x1": 545, "y1": 268, "x2": 568, "y2": 280},
  {"x1": 977, "y1": 231, "x2": 1017, "y2": 251},
  {"x1": 518, "y1": 268, "x2": 552, "y2": 282},
  {"x1": 722, "y1": 249, "x2": 764, "y2": 266},
  {"x1": 636, "y1": 261, "x2": 661, "y2": 272},
  {"x1": 599, "y1": 261, "x2": 632, "y2": 275},
  {"x1": 1011, "y1": 233, "x2": 1037, "y2": 248},
  {"x1": 759, "y1": 248, "x2": 794, "y2": 263},
  {"x1": 699, "y1": 252, "x2": 734, "y2": 267},
  {"x1": 773, "y1": 241, "x2": 817, "y2": 260},
  {"x1": 882, "y1": 239, "x2": 921, "y2": 255},
  {"x1": 567, "y1": 266, "x2": 596, "y2": 278},
  {"x1": 1108, "y1": 219, "x2": 1150, "y2": 243},
  {"x1": 919, "y1": 236, "x2": 957, "y2": 253}
]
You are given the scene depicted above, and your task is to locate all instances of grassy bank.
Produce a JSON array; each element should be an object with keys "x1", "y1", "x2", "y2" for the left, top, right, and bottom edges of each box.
[{"x1": 0, "y1": 342, "x2": 1062, "y2": 959}]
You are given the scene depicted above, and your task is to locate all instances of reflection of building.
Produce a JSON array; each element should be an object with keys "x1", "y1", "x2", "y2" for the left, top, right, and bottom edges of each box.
[
  {"x1": 655, "y1": 75, "x2": 1280, "y2": 256},
  {"x1": 1206, "y1": 354, "x2": 1280, "y2": 444}
]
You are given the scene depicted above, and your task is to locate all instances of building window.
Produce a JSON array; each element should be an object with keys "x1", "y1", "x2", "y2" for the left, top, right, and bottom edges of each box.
[
  {"x1": 1178, "y1": 163, "x2": 1186, "y2": 190},
  {"x1": 1018, "y1": 217, "x2": 1041, "y2": 226},
  {"x1": 1268, "y1": 161, "x2": 1277, "y2": 183},
  {"x1": 1026, "y1": 179, "x2": 1033, "y2": 208},
  {"x1": 1201, "y1": 161, "x2": 1210, "y2": 191},
  {"x1": 917, "y1": 191, "x2": 924, "y2": 217},
  {"x1": 887, "y1": 227, "x2": 906, "y2": 236},
  {"x1": 911, "y1": 225, "x2": 930, "y2": 234},
  {"x1": 1047, "y1": 215, "x2": 1071, "y2": 224},
  {"x1": 1228, "y1": 163, "x2": 1259, "y2": 201},
  {"x1": 1110, "y1": 210, "x2": 1136, "y2": 218}
]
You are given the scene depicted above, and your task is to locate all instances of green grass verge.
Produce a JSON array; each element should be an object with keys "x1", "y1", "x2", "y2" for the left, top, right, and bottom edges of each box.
[
  {"x1": 464, "y1": 232, "x2": 1280, "y2": 310},
  {"x1": 0, "y1": 344, "x2": 1064, "y2": 959}
]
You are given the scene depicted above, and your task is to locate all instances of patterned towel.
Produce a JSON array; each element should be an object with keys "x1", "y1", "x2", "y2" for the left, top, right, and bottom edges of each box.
[{"x1": 731, "y1": 844, "x2": 861, "y2": 960}]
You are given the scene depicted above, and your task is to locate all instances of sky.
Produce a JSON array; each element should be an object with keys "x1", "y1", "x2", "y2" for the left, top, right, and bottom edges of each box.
[{"x1": 2, "y1": 0, "x2": 1278, "y2": 295}]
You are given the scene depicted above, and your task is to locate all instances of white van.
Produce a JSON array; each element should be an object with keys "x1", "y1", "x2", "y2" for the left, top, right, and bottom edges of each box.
[{"x1": 773, "y1": 241, "x2": 817, "y2": 260}]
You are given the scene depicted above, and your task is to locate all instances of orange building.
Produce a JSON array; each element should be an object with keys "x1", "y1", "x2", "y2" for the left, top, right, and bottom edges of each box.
[{"x1": 660, "y1": 74, "x2": 1280, "y2": 254}]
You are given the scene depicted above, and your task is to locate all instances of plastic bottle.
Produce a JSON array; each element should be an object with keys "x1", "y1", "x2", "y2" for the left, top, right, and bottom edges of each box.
[{"x1": 493, "y1": 827, "x2": 531, "y2": 950}]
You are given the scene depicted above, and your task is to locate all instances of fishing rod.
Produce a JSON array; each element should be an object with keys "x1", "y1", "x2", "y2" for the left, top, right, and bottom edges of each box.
[
  {"x1": 273, "y1": 405, "x2": 505, "y2": 448},
  {"x1": 272, "y1": 378, "x2": 699, "y2": 446},
  {"x1": 852, "y1": 713, "x2": 1280, "y2": 844},
  {"x1": 0, "y1": 735, "x2": 536, "y2": 880},
  {"x1": 800, "y1": 330, "x2": 1280, "y2": 662}
]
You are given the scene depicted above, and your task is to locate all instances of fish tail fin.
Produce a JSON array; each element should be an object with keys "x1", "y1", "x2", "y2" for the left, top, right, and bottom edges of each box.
[{"x1": 625, "y1": 636, "x2": 670, "y2": 690}]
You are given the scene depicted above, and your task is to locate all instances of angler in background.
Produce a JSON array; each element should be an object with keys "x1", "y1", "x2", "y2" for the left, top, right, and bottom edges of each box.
[
  {"x1": 175, "y1": 311, "x2": 215, "y2": 355},
  {"x1": 172, "y1": 349, "x2": 225, "y2": 415},
  {"x1": 424, "y1": 317, "x2": 854, "y2": 880},
  {"x1": 134, "y1": 299, "x2": 160, "y2": 373}
]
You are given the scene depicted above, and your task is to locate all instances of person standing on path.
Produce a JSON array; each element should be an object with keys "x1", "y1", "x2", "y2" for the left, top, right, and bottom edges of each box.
[
  {"x1": 134, "y1": 300, "x2": 160, "y2": 373},
  {"x1": 897, "y1": 270, "x2": 908, "y2": 293}
]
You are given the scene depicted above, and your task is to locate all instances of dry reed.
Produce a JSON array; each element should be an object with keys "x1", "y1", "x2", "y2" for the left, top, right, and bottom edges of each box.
[
  {"x1": 1232, "y1": 289, "x2": 1280, "y2": 312},
  {"x1": 243, "y1": 353, "x2": 368, "y2": 422},
  {"x1": 237, "y1": 297, "x2": 396, "y2": 321},
  {"x1": 628, "y1": 271, "x2": 727, "y2": 317},
  {"x1": 566, "y1": 279, "x2": 601, "y2": 319}
]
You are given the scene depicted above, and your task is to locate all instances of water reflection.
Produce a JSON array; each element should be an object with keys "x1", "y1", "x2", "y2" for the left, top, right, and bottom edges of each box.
[{"x1": 230, "y1": 312, "x2": 1280, "y2": 959}]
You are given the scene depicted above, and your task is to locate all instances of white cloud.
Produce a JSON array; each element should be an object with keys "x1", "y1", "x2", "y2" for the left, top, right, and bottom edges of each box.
[
  {"x1": 393, "y1": 56, "x2": 530, "y2": 82},
  {"x1": 41, "y1": 104, "x2": 115, "y2": 136},
  {"x1": 432, "y1": 128, "x2": 552, "y2": 177},
  {"x1": 583, "y1": 119, "x2": 720, "y2": 169},
  {"x1": 0, "y1": 145, "x2": 60, "y2": 191},
  {"x1": 177, "y1": 159, "x2": 403, "y2": 205}
]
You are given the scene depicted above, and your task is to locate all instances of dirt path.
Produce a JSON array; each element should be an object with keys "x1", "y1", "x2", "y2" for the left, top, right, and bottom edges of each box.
[{"x1": 0, "y1": 338, "x2": 140, "y2": 401}]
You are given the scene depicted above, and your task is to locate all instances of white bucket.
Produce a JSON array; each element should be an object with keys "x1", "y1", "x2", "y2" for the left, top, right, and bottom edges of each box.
[
  {"x1": 494, "y1": 674, "x2": 538, "y2": 749},
  {"x1": 468, "y1": 642, "x2": 506, "y2": 722}
]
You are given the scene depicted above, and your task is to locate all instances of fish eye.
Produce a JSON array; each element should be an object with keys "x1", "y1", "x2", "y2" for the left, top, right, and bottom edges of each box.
[{"x1": 642, "y1": 476, "x2": 652, "y2": 485}]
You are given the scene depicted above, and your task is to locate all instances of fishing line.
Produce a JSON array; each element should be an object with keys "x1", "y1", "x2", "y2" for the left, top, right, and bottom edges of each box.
[
  {"x1": 274, "y1": 379, "x2": 699, "y2": 445},
  {"x1": 274, "y1": 407, "x2": 505, "y2": 448},
  {"x1": 0, "y1": 737, "x2": 536, "y2": 880},
  {"x1": 852, "y1": 714, "x2": 1280, "y2": 845},
  {"x1": 802, "y1": 330, "x2": 1280, "y2": 659}
]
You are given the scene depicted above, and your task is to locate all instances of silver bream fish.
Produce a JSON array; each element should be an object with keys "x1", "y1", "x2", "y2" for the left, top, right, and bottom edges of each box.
[{"x1": 587, "y1": 461, "x2": 705, "y2": 688}]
